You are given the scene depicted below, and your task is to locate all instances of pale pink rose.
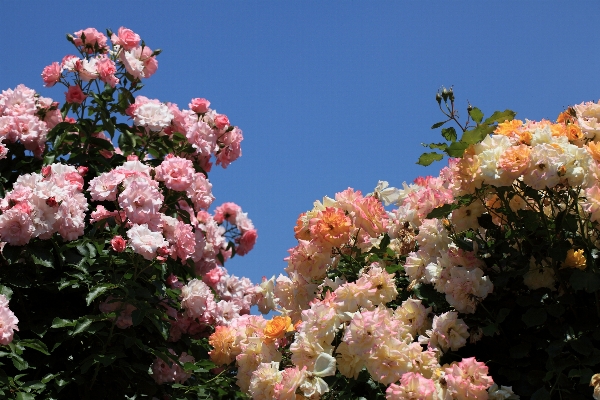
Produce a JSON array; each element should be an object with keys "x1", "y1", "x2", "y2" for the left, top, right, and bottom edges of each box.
[
  {"x1": 213, "y1": 202, "x2": 241, "y2": 224},
  {"x1": 41, "y1": 62, "x2": 61, "y2": 87},
  {"x1": 202, "y1": 266, "x2": 226, "y2": 288},
  {"x1": 111, "y1": 235, "x2": 126, "y2": 252},
  {"x1": 96, "y1": 56, "x2": 119, "y2": 87},
  {"x1": 154, "y1": 154, "x2": 195, "y2": 191},
  {"x1": 43, "y1": 108, "x2": 62, "y2": 129},
  {"x1": 73, "y1": 28, "x2": 108, "y2": 53},
  {"x1": 0, "y1": 208, "x2": 34, "y2": 245},
  {"x1": 118, "y1": 177, "x2": 163, "y2": 224},
  {"x1": 127, "y1": 224, "x2": 169, "y2": 260},
  {"x1": 445, "y1": 357, "x2": 494, "y2": 399},
  {"x1": 65, "y1": 85, "x2": 87, "y2": 104},
  {"x1": 0, "y1": 294, "x2": 18, "y2": 345},
  {"x1": 180, "y1": 279, "x2": 216, "y2": 322},
  {"x1": 77, "y1": 58, "x2": 99, "y2": 81},
  {"x1": 111, "y1": 27, "x2": 141, "y2": 51},
  {"x1": 216, "y1": 127, "x2": 243, "y2": 168},
  {"x1": 61, "y1": 55, "x2": 79, "y2": 72},
  {"x1": 186, "y1": 173, "x2": 214, "y2": 211},
  {"x1": 186, "y1": 120, "x2": 217, "y2": 157},
  {"x1": 236, "y1": 229, "x2": 257, "y2": 256},
  {"x1": 189, "y1": 98, "x2": 210, "y2": 114},
  {"x1": 120, "y1": 46, "x2": 158, "y2": 79},
  {"x1": 88, "y1": 170, "x2": 126, "y2": 201},
  {"x1": 386, "y1": 372, "x2": 435, "y2": 400},
  {"x1": 133, "y1": 99, "x2": 173, "y2": 131}
]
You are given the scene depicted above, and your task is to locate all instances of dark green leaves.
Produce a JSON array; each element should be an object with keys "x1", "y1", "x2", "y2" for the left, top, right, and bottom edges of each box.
[
  {"x1": 416, "y1": 152, "x2": 444, "y2": 166},
  {"x1": 468, "y1": 107, "x2": 484, "y2": 124}
]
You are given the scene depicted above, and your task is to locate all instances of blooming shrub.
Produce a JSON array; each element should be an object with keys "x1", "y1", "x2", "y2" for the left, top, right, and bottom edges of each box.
[
  {"x1": 207, "y1": 88, "x2": 600, "y2": 399},
  {"x1": 0, "y1": 27, "x2": 260, "y2": 399}
]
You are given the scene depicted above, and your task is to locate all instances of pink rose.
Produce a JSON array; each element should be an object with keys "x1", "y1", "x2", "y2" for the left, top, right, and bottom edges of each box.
[
  {"x1": 189, "y1": 98, "x2": 210, "y2": 114},
  {"x1": 236, "y1": 229, "x2": 257, "y2": 256},
  {"x1": 41, "y1": 62, "x2": 61, "y2": 87},
  {"x1": 214, "y1": 114, "x2": 229, "y2": 130},
  {"x1": 96, "y1": 56, "x2": 119, "y2": 88},
  {"x1": 65, "y1": 85, "x2": 87, "y2": 104},
  {"x1": 111, "y1": 235, "x2": 126, "y2": 252},
  {"x1": 73, "y1": 28, "x2": 108, "y2": 53},
  {"x1": 111, "y1": 27, "x2": 141, "y2": 51}
]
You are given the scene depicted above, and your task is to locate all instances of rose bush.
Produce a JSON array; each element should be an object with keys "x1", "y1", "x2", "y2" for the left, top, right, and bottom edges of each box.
[
  {"x1": 0, "y1": 27, "x2": 263, "y2": 399},
  {"x1": 207, "y1": 89, "x2": 600, "y2": 399}
]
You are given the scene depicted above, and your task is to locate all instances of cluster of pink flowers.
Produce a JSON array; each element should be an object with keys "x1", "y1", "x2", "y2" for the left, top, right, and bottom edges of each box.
[
  {"x1": 42, "y1": 26, "x2": 157, "y2": 92},
  {"x1": 0, "y1": 294, "x2": 18, "y2": 345},
  {"x1": 275, "y1": 188, "x2": 389, "y2": 320},
  {"x1": 166, "y1": 263, "x2": 263, "y2": 342},
  {"x1": 0, "y1": 163, "x2": 88, "y2": 245},
  {"x1": 126, "y1": 95, "x2": 243, "y2": 169},
  {"x1": 151, "y1": 349, "x2": 195, "y2": 385},
  {"x1": 0, "y1": 84, "x2": 62, "y2": 158}
]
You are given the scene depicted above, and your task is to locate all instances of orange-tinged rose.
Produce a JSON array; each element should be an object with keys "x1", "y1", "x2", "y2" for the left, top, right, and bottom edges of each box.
[
  {"x1": 208, "y1": 325, "x2": 237, "y2": 366},
  {"x1": 562, "y1": 249, "x2": 587, "y2": 270},
  {"x1": 587, "y1": 142, "x2": 600, "y2": 162},
  {"x1": 264, "y1": 315, "x2": 293, "y2": 342},
  {"x1": 309, "y1": 207, "x2": 352, "y2": 247},
  {"x1": 294, "y1": 212, "x2": 311, "y2": 241},
  {"x1": 495, "y1": 119, "x2": 523, "y2": 136}
]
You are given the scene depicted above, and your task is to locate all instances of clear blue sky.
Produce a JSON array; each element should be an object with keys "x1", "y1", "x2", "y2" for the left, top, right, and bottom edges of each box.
[{"x1": 2, "y1": 2, "x2": 600, "y2": 285}]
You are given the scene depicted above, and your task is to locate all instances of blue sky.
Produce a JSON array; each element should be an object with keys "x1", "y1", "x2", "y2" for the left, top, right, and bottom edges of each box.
[{"x1": 2, "y1": 2, "x2": 600, "y2": 285}]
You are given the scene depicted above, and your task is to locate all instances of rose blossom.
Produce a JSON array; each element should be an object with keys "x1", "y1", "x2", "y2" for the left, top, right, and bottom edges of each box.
[
  {"x1": 0, "y1": 294, "x2": 18, "y2": 345},
  {"x1": 126, "y1": 224, "x2": 169, "y2": 260},
  {"x1": 41, "y1": 62, "x2": 61, "y2": 87},
  {"x1": 73, "y1": 28, "x2": 108, "y2": 52},
  {"x1": 65, "y1": 85, "x2": 87, "y2": 104},
  {"x1": 189, "y1": 98, "x2": 210, "y2": 114},
  {"x1": 110, "y1": 27, "x2": 141, "y2": 51},
  {"x1": 111, "y1": 235, "x2": 126, "y2": 252}
]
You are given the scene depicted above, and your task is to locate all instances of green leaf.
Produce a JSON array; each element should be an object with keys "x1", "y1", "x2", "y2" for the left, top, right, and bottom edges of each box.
[
  {"x1": 441, "y1": 127, "x2": 457, "y2": 142},
  {"x1": 425, "y1": 142, "x2": 448, "y2": 151},
  {"x1": 522, "y1": 308, "x2": 547, "y2": 327},
  {"x1": 131, "y1": 309, "x2": 146, "y2": 326},
  {"x1": 425, "y1": 203, "x2": 455, "y2": 219},
  {"x1": 16, "y1": 393, "x2": 35, "y2": 400},
  {"x1": 51, "y1": 318, "x2": 75, "y2": 329},
  {"x1": 445, "y1": 141, "x2": 469, "y2": 157},
  {"x1": 11, "y1": 355, "x2": 28, "y2": 371},
  {"x1": 416, "y1": 152, "x2": 444, "y2": 166},
  {"x1": 461, "y1": 124, "x2": 495, "y2": 145},
  {"x1": 570, "y1": 336, "x2": 594, "y2": 355},
  {"x1": 570, "y1": 269, "x2": 600, "y2": 293},
  {"x1": 19, "y1": 339, "x2": 50, "y2": 355},
  {"x1": 431, "y1": 121, "x2": 448, "y2": 129},
  {"x1": 482, "y1": 109, "x2": 517, "y2": 125},
  {"x1": 30, "y1": 246, "x2": 54, "y2": 268},
  {"x1": 468, "y1": 107, "x2": 484, "y2": 124},
  {"x1": 72, "y1": 318, "x2": 93, "y2": 336},
  {"x1": 86, "y1": 284, "x2": 111, "y2": 306}
]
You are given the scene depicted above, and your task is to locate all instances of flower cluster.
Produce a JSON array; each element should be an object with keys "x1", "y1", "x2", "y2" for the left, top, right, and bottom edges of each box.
[
  {"x1": 0, "y1": 163, "x2": 88, "y2": 245},
  {"x1": 0, "y1": 84, "x2": 62, "y2": 158}
]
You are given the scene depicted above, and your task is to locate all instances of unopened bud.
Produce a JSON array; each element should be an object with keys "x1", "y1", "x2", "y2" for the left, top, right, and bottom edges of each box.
[
  {"x1": 441, "y1": 87, "x2": 449, "y2": 101},
  {"x1": 151, "y1": 49, "x2": 162, "y2": 57},
  {"x1": 66, "y1": 34, "x2": 75, "y2": 43},
  {"x1": 106, "y1": 28, "x2": 114, "y2": 38},
  {"x1": 448, "y1": 88, "x2": 454, "y2": 102},
  {"x1": 436, "y1": 93, "x2": 442, "y2": 104},
  {"x1": 467, "y1": 104, "x2": 473, "y2": 113}
]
